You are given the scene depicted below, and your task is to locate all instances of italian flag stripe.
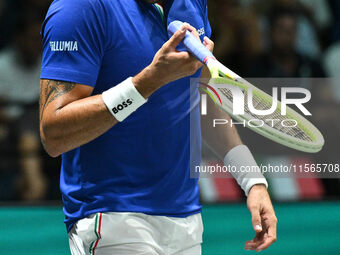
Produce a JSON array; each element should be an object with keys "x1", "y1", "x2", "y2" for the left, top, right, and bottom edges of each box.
[
  {"x1": 154, "y1": 3, "x2": 165, "y2": 26},
  {"x1": 89, "y1": 213, "x2": 103, "y2": 255}
]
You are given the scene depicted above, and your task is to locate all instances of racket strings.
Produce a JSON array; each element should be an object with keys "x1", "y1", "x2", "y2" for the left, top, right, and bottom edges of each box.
[{"x1": 218, "y1": 88, "x2": 313, "y2": 142}]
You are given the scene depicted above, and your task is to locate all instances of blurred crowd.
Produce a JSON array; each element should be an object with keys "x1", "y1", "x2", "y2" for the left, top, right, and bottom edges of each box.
[
  {"x1": 0, "y1": 0, "x2": 60, "y2": 201},
  {"x1": 209, "y1": 0, "x2": 340, "y2": 79},
  {"x1": 0, "y1": 0, "x2": 339, "y2": 202}
]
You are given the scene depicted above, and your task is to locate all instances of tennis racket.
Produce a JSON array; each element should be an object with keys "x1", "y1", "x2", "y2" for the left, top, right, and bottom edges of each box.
[{"x1": 168, "y1": 20, "x2": 324, "y2": 153}]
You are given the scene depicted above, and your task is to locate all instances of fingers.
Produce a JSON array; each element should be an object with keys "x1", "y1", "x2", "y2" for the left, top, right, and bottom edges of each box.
[
  {"x1": 167, "y1": 22, "x2": 203, "y2": 50},
  {"x1": 256, "y1": 217, "x2": 277, "y2": 251},
  {"x1": 249, "y1": 205, "x2": 263, "y2": 233},
  {"x1": 166, "y1": 22, "x2": 215, "y2": 56},
  {"x1": 158, "y1": 22, "x2": 206, "y2": 78},
  {"x1": 184, "y1": 23, "x2": 200, "y2": 41},
  {"x1": 246, "y1": 232, "x2": 276, "y2": 252},
  {"x1": 255, "y1": 235, "x2": 276, "y2": 252},
  {"x1": 166, "y1": 24, "x2": 188, "y2": 50},
  {"x1": 244, "y1": 231, "x2": 264, "y2": 251},
  {"x1": 245, "y1": 187, "x2": 277, "y2": 252},
  {"x1": 245, "y1": 216, "x2": 278, "y2": 252},
  {"x1": 203, "y1": 36, "x2": 214, "y2": 53}
]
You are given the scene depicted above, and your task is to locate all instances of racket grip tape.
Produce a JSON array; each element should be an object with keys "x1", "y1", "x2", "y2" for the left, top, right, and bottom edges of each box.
[{"x1": 167, "y1": 20, "x2": 215, "y2": 63}]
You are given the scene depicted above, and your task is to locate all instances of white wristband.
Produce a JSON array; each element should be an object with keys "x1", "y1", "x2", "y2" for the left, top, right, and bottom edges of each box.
[
  {"x1": 223, "y1": 145, "x2": 268, "y2": 196},
  {"x1": 102, "y1": 77, "x2": 147, "y2": 122}
]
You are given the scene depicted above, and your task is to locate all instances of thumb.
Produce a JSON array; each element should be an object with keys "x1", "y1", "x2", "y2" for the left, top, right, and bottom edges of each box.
[
  {"x1": 166, "y1": 24, "x2": 187, "y2": 49},
  {"x1": 250, "y1": 208, "x2": 263, "y2": 233}
]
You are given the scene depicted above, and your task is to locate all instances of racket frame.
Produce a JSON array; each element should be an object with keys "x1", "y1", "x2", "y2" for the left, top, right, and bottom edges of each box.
[{"x1": 205, "y1": 73, "x2": 324, "y2": 153}]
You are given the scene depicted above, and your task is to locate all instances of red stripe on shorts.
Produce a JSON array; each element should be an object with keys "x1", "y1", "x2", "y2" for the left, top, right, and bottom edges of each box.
[{"x1": 92, "y1": 213, "x2": 103, "y2": 255}]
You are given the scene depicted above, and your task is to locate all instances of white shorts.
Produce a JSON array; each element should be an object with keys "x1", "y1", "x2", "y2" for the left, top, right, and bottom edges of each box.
[{"x1": 68, "y1": 212, "x2": 203, "y2": 255}]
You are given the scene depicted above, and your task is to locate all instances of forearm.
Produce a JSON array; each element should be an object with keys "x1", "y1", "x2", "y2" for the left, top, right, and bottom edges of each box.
[
  {"x1": 201, "y1": 96, "x2": 242, "y2": 160},
  {"x1": 40, "y1": 65, "x2": 163, "y2": 157},
  {"x1": 202, "y1": 105, "x2": 268, "y2": 195},
  {"x1": 41, "y1": 61, "x2": 188, "y2": 157},
  {"x1": 41, "y1": 94, "x2": 116, "y2": 157}
]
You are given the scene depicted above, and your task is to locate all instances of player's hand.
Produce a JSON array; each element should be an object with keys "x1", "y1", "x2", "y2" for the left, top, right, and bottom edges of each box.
[
  {"x1": 148, "y1": 22, "x2": 203, "y2": 85},
  {"x1": 245, "y1": 184, "x2": 277, "y2": 252},
  {"x1": 132, "y1": 23, "x2": 214, "y2": 98}
]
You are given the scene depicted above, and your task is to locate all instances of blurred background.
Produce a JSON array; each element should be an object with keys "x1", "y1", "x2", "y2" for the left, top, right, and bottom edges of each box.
[{"x1": 0, "y1": 0, "x2": 339, "y2": 254}]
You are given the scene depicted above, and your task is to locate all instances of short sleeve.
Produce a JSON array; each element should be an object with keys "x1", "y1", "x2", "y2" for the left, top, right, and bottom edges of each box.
[{"x1": 40, "y1": 0, "x2": 106, "y2": 86}]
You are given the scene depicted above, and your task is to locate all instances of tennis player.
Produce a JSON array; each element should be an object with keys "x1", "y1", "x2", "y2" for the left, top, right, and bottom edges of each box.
[{"x1": 39, "y1": 0, "x2": 277, "y2": 254}]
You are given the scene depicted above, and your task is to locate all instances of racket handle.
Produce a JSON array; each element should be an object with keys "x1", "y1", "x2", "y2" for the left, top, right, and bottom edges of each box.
[{"x1": 167, "y1": 20, "x2": 215, "y2": 63}]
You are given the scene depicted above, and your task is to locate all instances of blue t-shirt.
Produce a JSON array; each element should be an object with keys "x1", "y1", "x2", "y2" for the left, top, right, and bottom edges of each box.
[{"x1": 41, "y1": 0, "x2": 211, "y2": 232}]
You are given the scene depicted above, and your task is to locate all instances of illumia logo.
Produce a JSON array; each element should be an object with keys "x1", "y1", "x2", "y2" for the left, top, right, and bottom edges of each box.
[
  {"x1": 200, "y1": 83, "x2": 312, "y2": 116},
  {"x1": 50, "y1": 41, "x2": 78, "y2": 52}
]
